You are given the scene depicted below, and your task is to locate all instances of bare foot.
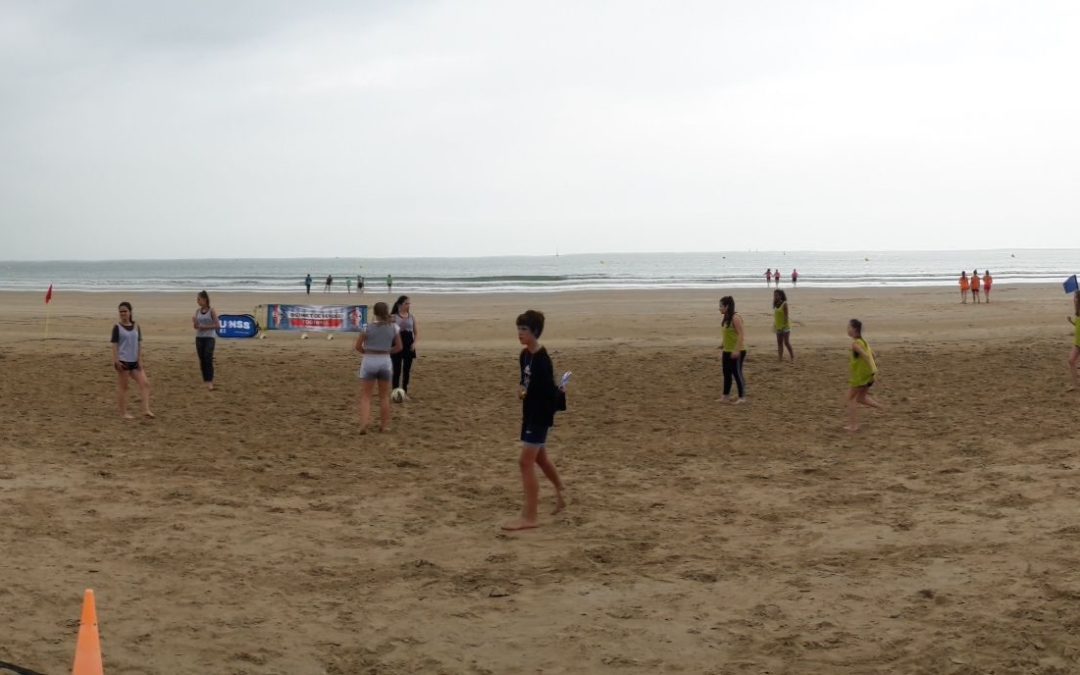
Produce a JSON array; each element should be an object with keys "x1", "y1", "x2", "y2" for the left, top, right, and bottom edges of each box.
[
  {"x1": 122, "y1": 412, "x2": 135, "y2": 420},
  {"x1": 143, "y1": 411, "x2": 155, "y2": 419},
  {"x1": 733, "y1": 398, "x2": 747, "y2": 405},
  {"x1": 844, "y1": 424, "x2": 859, "y2": 433},
  {"x1": 207, "y1": 382, "x2": 215, "y2": 391},
  {"x1": 379, "y1": 426, "x2": 391, "y2": 433},
  {"x1": 552, "y1": 491, "x2": 567, "y2": 515},
  {"x1": 502, "y1": 518, "x2": 539, "y2": 531},
  {"x1": 358, "y1": 426, "x2": 369, "y2": 435}
]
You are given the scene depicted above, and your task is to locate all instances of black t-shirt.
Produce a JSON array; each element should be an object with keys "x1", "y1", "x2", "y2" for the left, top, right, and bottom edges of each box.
[{"x1": 520, "y1": 346, "x2": 557, "y2": 428}]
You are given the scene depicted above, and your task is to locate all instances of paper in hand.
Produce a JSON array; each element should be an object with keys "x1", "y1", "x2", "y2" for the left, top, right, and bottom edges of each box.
[{"x1": 560, "y1": 371, "x2": 573, "y2": 388}]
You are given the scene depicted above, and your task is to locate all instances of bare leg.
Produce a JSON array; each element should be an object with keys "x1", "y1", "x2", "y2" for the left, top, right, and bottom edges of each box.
[
  {"x1": 783, "y1": 332, "x2": 795, "y2": 361},
  {"x1": 845, "y1": 388, "x2": 859, "y2": 432},
  {"x1": 1068, "y1": 346, "x2": 1080, "y2": 391},
  {"x1": 359, "y1": 379, "x2": 375, "y2": 432},
  {"x1": 117, "y1": 371, "x2": 132, "y2": 419},
  {"x1": 536, "y1": 448, "x2": 566, "y2": 514},
  {"x1": 776, "y1": 333, "x2": 784, "y2": 361},
  {"x1": 504, "y1": 447, "x2": 541, "y2": 530},
  {"x1": 378, "y1": 379, "x2": 392, "y2": 432},
  {"x1": 857, "y1": 389, "x2": 883, "y2": 410},
  {"x1": 131, "y1": 368, "x2": 154, "y2": 417}
]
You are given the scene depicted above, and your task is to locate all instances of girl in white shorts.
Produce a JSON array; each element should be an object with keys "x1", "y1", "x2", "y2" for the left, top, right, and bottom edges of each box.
[{"x1": 354, "y1": 301, "x2": 403, "y2": 433}]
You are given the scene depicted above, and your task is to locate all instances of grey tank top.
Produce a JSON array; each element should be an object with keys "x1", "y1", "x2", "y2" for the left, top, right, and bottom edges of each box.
[
  {"x1": 394, "y1": 313, "x2": 415, "y2": 333},
  {"x1": 114, "y1": 323, "x2": 141, "y2": 362},
  {"x1": 194, "y1": 308, "x2": 216, "y2": 337},
  {"x1": 364, "y1": 322, "x2": 397, "y2": 351}
]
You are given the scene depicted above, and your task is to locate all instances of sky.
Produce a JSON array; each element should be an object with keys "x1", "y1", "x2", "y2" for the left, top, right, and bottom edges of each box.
[{"x1": 2, "y1": 0, "x2": 1078, "y2": 260}]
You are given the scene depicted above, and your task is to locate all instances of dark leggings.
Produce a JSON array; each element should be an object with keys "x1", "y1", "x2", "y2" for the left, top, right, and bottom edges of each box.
[
  {"x1": 722, "y1": 350, "x2": 747, "y2": 397},
  {"x1": 195, "y1": 337, "x2": 215, "y2": 382},
  {"x1": 392, "y1": 331, "x2": 416, "y2": 391}
]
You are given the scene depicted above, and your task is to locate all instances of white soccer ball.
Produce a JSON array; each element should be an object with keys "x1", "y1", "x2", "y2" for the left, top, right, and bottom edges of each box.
[
  {"x1": 391, "y1": 388, "x2": 406, "y2": 403},
  {"x1": 327, "y1": 334, "x2": 334, "y2": 341},
  {"x1": 301, "y1": 334, "x2": 309, "y2": 340}
]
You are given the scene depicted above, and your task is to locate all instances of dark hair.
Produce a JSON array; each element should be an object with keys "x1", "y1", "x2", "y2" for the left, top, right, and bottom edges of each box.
[
  {"x1": 373, "y1": 301, "x2": 391, "y2": 322},
  {"x1": 118, "y1": 301, "x2": 134, "y2": 322},
  {"x1": 391, "y1": 295, "x2": 410, "y2": 316},
  {"x1": 197, "y1": 290, "x2": 210, "y2": 306},
  {"x1": 849, "y1": 318, "x2": 863, "y2": 336},
  {"x1": 773, "y1": 289, "x2": 787, "y2": 308},
  {"x1": 973, "y1": 269, "x2": 978, "y2": 275},
  {"x1": 516, "y1": 309, "x2": 545, "y2": 338},
  {"x1": 719, "y1": 296, "x2": 735, "y2": 326}
]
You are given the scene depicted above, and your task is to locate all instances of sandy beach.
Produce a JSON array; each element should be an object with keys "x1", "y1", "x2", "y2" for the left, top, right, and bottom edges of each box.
[{"x1": 2, "y1": 284, "x2": 1079, "y2": 674}]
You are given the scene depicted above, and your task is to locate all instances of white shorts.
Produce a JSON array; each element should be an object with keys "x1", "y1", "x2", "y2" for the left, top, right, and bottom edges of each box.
[{"x1": 358, "y1": 354, "x2": 392, "y2": 381}]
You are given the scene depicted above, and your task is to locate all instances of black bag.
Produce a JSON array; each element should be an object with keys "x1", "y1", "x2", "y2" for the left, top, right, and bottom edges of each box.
[{"x1": 555, "y1": 388, "x2": 567, "y2": 412}]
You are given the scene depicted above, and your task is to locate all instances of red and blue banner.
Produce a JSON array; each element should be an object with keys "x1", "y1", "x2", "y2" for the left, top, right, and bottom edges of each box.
[{"x1": 266, "y1": 304, "x2": 367, "y2": 332}]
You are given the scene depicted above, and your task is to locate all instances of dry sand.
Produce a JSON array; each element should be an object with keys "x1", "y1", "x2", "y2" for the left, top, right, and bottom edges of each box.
[{"x1": 2, "y1": 285, "x2": 1079, "y2": 674}]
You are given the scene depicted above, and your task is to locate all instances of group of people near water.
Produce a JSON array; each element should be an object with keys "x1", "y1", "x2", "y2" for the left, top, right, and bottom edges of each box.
[
  {"x1": 958, "y1": 270, "x2": 993, "y2": 303},
  {"x1": 304, "y1": 273, "x2": 395, "y2": 295},
  {"x1": 108, "y1": 281, "x2": 1080, "y2": 529},
  {"x1": 765, "y1": 268, "x2": 798, "y2": 287}
]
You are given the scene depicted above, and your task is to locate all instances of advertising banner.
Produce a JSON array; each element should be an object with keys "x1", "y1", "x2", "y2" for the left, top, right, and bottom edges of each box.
[
  {"x1": 216, "y1": 314, "x2": 260, "y2": 339},
  {"x1": 266, "y1": 304, "x2": 367, "y2": 332}
]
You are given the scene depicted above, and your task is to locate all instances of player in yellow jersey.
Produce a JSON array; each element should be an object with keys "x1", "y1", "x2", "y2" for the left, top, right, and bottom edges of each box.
[
  {"x1": 773, "y1": 289, "x2": 794, "y2": 361},
  {"x1": 1068, "y1": 292, "x2": 1080, "y2": 391},
  {"x1": 846, "y1": 318, "x2": 883, "y2": 432}
]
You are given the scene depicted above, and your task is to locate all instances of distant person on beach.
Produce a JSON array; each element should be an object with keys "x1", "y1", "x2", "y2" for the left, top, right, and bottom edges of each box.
[
  {"x1": 387, "y1": 274, "x2": 393, "y2": 292},
  {"x1": 192, "y1": 290, "x2": 219, "y2": 391},
  {"x1": 719, "y1": 295, "x2": 747, "y2": 403},
  {"x1": 983, "y1": 271, "x2": 993, "y2": 303},
  {"x1": 324, "y1": 274, "x2": 333, "y2": 293},
  {"x1": 773, "y1": 289, "x2": 794, "y2": 361},
  {"x1": 846, "y1": 318, "x2": 882, "y2": 432},
  {"x1": 959, "y1": 271, "x2": 969, "y2": 303},
  {"x1": 765, "y1": 269, "x2": 771, "y2": 286},
  {"x1": 305, "y1": 274, "x2": 312, "y2": 295},
  {"x1": 358, "y1": 274, "x2": 364, "y2": 294},
  {"x1": 791, "y1": 269, "x2": 799, "y2": 287},
  {"x1": 111, "y1": 301, "x2": 153, "y2": 419},
  {"x1": 773, "y1": 269, "x2": 780, "y2": 287},
  {"x1": 1068, "y1": 291, "x2": 1080, "y2": 391},
  {"x1": 391, "y1": 296, "x2": 419, "y2": 397},
  {"x1": 505, "y1": 309, "x2": 566, "y2": 531},
  {"x1": 346, "y1": 277, "x2": 352, "y2": 294},
  {"x1": 354, "y1": 301, "x2": 403, "y2": 433},
  {"x1": 971, "y1": 270, "x2": 982, "y2": 304}
]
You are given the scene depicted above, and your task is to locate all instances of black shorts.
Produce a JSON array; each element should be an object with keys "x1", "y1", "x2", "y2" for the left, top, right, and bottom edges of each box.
[{"x1": 118, "y1": 360, "x2": 140, "y2": 372}]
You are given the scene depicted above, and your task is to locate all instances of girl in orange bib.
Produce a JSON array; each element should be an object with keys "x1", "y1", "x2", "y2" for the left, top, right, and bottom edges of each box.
[
  {"x1": 970, "y1": 270, "x2": 982, "y2": 304},
  {"x1": 983, "y1": 270, "x2": 993, "y2": 303},
  {"x1": 959, "y1": 271, "x2": 969, "y2": 304}
]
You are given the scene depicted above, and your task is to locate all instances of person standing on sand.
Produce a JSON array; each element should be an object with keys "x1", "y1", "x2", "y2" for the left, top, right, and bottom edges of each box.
[
  {"x1": 959, "y1": 271, "x2": 969, "y2": 304},
  {"x1": 983, "y1": 270, "x2": 993, "y2": 303},
  {"x1": 305, "y1": 273, "x2": 312, "y2": 295},
  {"x1": 504, "y1": 309, "x2": 567, "y2": 531},
  {"x1": 792, "y1": 269, "x2": 799, "y2": 287},
  {"x1": 846, "y1": 318, "x2": 882, "y2": 432},
  {"x1": 354, "y1": 301, "x2": 403, "y2": 433},
  {"x1": 324, "y1": 274, "x2": 333, "y2": 293},
  {"x1": 1067, "y1": 291, "x2": 1080, "y2": 391},
  {"x1": 391, "y1": 295, "x2": 419, "y2": 397},
  {"x1": 971, "y1": 270, "x2": 982, "y2": 304},
  {"x1": 719, "y1": 295, "x2": 748, "y2": 403},
  {"x1": 193, "y1": 290, "x2": 220, "y2": 391},
  {"x1": 111, "y1": 301, "x2": 154, "y2": 419},
  {"x1": 774, "y1": 289, "x2": 794, "y2": 361}
]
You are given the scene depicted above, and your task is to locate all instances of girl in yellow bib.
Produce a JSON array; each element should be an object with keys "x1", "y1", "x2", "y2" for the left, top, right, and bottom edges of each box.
[
  {"x1": 1068, "y1": 291, "x2": 1080, "y2": 391},
  {"x1": 719, "y1": 295, "x2": 747, "y2": 403},
  {"x1": 846, "y1": 318, "x2": 882, "y2": 432},
  {"x1": 773, "y1": 289, "x2": 794, "y2": 361}
]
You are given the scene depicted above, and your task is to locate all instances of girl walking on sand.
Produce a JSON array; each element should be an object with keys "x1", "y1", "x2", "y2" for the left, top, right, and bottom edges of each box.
[
  {"x1": 846, "y1": 318, "x2": 882, "y2": 432},
  {"x1": 774, "y1": 289, "x2": 794, "y2": 361},
  {"x1": 111, "y1": 301, "x2": 154, "y2": 419},
  {"x1": 354, "y1": 302, "x2": 403, "y2": 433},
  {"x1": 1068, "y1": 292, "x2": 1080, "y2": 391},
  {"x1": 193, "y1": 290, "x2": 219, "y2": 390},
  {"x1": 719, "y1": 296, "x2": 747, "y2": 403}
]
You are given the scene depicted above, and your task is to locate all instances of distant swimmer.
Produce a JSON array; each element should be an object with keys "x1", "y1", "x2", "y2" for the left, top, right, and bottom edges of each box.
[
  {"x1": 773, "y1": 269, "x2": 780, "y2": 287},
  {"x1": 846, "y1": 318, "x2": 882, "y2": 432},
  {"x1": 959, "y1": 271, "x2": 969, "y2": 304},
  {"x1": 324, "y1": 274, "x2": 333, "y2": 293},
  {"x1": 774, "y1": 289, "x2": 794, "y2": 362},
  {"x1": 305, "y1": 273, "x2": 312, "y2": 295},
  {"x1": 983, "y1": 270, "x2": 993, "y2": 303},
  {"x1": 791, "y1": 269, "x2": 799, "y2": 287},
  {"x1": 765, "y1": 269, "x2": 772, "y2": 286},
  {"x1": 970, "y1": 270, "x2": 982, "y2": 304},
  {"x1": 387, "y1": 274, "x2": 393, "y2": 292}
]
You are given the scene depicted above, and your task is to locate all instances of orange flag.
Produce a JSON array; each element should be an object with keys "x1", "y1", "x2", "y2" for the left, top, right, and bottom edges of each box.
[{"x1": 45, "y1": 284, "x2": 53, "y2": 304}]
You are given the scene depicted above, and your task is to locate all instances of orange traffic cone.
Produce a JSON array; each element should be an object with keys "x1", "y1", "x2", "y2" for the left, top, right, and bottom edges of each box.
[{"x1": 71, "y1": 589, "x2": 103, "y2": 675}]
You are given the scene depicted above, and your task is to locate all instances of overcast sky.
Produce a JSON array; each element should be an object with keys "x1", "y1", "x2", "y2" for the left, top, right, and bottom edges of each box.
[{"x1": 2, "y1": 0, "x2": 1078, "y2": 260}]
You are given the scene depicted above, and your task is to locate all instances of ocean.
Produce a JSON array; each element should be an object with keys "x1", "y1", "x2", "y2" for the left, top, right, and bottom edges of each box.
[{"x1": 1, "y1": 250, "x2": 1076, "y2": 294}]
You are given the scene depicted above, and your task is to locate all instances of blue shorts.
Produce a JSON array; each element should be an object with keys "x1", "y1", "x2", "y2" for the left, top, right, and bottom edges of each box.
[{"x1": 520, "y1": 422, "x2": 550, "y2": 449}]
